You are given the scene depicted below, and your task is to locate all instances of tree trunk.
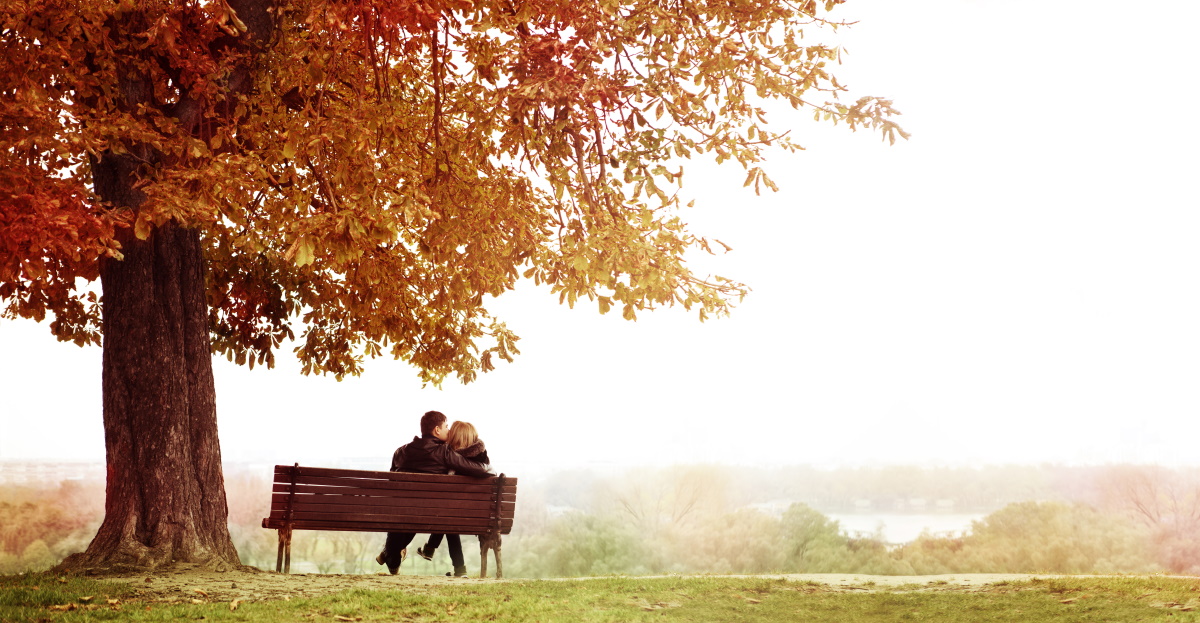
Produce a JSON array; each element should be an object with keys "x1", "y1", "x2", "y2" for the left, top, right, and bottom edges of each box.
[
  {"x1": 60, "y1": 150, "x2": 241, "y2": 570},
  {"x1": 62, "y1": 219, "x2": 241, "y2": 570}
]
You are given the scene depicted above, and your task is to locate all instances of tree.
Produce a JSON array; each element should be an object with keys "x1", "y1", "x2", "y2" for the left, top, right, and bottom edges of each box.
[
  {"x1": 779, "y1": 503, "x2": 846, "y2": 571},
  {"x1": 1, "y1": 0, "x2": 904, "y2": 570},
  {"x1": 1095, "y1": 465, "x2": 1200, "y2": 573}
]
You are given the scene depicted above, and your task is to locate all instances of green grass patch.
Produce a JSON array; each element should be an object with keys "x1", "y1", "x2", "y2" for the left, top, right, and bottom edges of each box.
[
  {"x1": 3, "y1": 574, "x2": 1200, "y2": 622},
  {"x1": 0, "y1": 572, "x2": 135, "y2": 622}
]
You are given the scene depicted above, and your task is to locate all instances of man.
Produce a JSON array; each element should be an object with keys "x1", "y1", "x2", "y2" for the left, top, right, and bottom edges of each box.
[{"x1": 376, "y1": 410, "x2": 491, "y2": 575}]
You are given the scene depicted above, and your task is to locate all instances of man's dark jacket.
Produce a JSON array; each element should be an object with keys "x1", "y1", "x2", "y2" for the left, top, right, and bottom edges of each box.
[{"x1": 390, "y1": 435, "x2": 490, "y2": 477}]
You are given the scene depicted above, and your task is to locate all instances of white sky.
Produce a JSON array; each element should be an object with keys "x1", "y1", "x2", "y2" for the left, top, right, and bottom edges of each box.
[{"x1": 2, "y1": 0, "x2": 1198, "y2": 471}]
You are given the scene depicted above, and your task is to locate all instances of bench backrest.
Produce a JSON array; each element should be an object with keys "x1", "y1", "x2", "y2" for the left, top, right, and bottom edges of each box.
[{"x1": 264, "y1": 465, "x2": 516, "y2": 535}]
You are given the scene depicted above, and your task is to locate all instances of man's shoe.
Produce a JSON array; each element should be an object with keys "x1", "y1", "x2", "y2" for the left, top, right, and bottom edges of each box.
[
  {"x1": 379, "y1": 548, "x2": 406, "y2": 575},
  {"x1": 445, "y1": 565, "x2": 468, "y2": 577},
  {"x1": 415, "y1": 545, "x2": 434, "y2": 561}
]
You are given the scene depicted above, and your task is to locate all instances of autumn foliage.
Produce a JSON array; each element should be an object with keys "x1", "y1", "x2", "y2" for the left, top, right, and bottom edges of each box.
[{"x1": 1, "y1": 0, "x2": 905, "y2": 382}]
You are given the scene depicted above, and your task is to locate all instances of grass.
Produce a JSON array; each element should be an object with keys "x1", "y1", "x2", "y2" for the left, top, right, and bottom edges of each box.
[{"x1": 2, "y1": 573, "x2": 1199, "y2": 622}]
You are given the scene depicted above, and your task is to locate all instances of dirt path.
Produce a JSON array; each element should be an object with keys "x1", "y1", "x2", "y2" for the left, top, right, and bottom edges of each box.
[
  {"x1": 95, "y1": 565, "x2": 470, "y2": 605},
  {"x1": 95, "y1": 566, "x2": 1060, "y2": 605}
]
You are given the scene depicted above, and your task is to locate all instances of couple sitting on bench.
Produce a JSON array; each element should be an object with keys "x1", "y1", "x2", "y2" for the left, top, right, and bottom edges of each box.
[{"x1": 375, "y1": 410, "x2": 492, "y2": 577}]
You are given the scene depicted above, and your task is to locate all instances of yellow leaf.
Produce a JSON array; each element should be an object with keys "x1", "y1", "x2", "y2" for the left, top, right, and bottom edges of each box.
[
  {"x1": 295, "y1": 238, "x2": 315, "y2": 267},
  {"x1": 134, "y1": 216, "x2": 152, "y2": 240}
]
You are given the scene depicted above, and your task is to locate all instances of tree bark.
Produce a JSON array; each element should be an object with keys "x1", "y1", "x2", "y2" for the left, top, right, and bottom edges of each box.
[
  {"x1": 62, "y1": 220, "x2": 241, "y2": 570},
  {"x1": 61, "y1": 154, "x2": 241, "y2": 571}
]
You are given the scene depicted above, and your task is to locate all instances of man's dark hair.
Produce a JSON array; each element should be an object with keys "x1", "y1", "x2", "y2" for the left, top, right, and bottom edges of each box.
[{"x1": 420, "y1": 410, "x2": 447, "y2": 437}]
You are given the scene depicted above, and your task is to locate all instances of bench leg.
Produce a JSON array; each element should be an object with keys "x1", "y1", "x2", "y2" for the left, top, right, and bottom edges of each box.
[
  {"x1": 478, "y1": 532, "x2": 502, "y2": 578},
  {"x1": 284, "y1": 527, "x2": 293, "y2": 574},
  {"x1": 494, "y1": 543, "x2": 503, "y2": 579},
  {"x1": 276, "y1": 527, "x2": 293, "y2": 574},
  {"x1": 275, "y1": 529, "x2": 286, "y2": 573},
  {"x1": 478, "y1": 533, "x2": 494, "y2": 578}
]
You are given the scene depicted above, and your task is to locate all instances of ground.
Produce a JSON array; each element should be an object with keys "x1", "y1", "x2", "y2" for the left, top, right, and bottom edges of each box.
[{"x1": 87, "y1": 566, "x2": 1058, "y2": 606}]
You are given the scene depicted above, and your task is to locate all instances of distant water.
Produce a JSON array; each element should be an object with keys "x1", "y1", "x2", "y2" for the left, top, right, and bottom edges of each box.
[{"x1": 827, "y1": 513, "x2": 984, "y2": 544}]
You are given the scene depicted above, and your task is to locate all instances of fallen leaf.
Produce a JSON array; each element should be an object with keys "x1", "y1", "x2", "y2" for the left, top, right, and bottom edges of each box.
[
  {"x1": 78, "y1": 596, "x2": 94, "y2": 602},
  {"x1": 145, "y1": 577, "x2": 153, "y2": 583},
  {"x1": 190, "y1": 598, "x2": 205, "y2": 604},
  {"x1": 49, "y1": 604, "x2": 78, "y2": 611},
  {"x1": 333, "y1": 616, "x2": 362, "y2": 622},
  {"x1": 57, "y1": 577, "x2": 68, "y2": 584},
  {"x1": 745, "y1": 598, "x2": 762, "y2": 604},
  {"x1": 106, "y1": 598, "x2": 120, "y2": 605},
  {"x1": 194, "y1": 588, "x2": 209, "y2": 596},
  {"x1": 230, "y1": 599, "x2": 241, "y2": 611},
  {"x1": 1060, "y1": 598, "x2": 1077, "y2": 604}
]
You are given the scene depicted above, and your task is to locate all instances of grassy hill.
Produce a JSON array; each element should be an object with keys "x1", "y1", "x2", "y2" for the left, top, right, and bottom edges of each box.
[{"x1": 3, "y1": 572, "x2": 1199, "y2": 622}]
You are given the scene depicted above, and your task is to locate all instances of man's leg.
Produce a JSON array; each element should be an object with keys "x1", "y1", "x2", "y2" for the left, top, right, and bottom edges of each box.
[
  {"x1": 447, "y1": 535, "x2": 466, "y2": 576},
  {"x1": 381, "y1": 532, "x2": 415, "y2": 573},
  {"x1": 418, "y1": 533, "x2": 445, "y2": 560}
]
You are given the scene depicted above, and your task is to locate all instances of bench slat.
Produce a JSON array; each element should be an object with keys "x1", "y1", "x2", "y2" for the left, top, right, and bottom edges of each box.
[
  {"x1": 270, "y1": 493, "x2": 513, "y2": 508},
  {"x1": 269, "y1": 501, "x2": 515, "y2": 519},
  {"x1": 279, "y1": 510, "x2": 508, "y2": 526},
  {"x1": 268, "y1": 490, "x2": 517, "y2": 510},
  {"x1": 271, "y1": 497, "x2": 516, "y2": 513},
  {"x1": 274, "y1": 465, "x2": 517, "y2": 487},
  {"x1": 262, "y1": 518, "x2": 514, "y2": 535},
  {"x1": 282, "y1": 474, "x2": 502, "y2": 492},
  {"x1": 270, "y1": 483, "x2": 516, "y2": 500},
  {"x1": 264, "y1": 515, "x2": 513, "y2": 530},
  {"x1": 272, "y1": 475, "x2": 517, "y2": 495}
]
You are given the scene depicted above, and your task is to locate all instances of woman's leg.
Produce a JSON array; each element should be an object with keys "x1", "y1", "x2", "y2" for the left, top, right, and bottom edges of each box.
[{"x1": 447, "y1": 535, "x2": 465, "y2": 575}]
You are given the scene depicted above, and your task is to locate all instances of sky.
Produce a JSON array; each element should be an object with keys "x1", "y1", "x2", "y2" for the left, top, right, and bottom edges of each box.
[{"x1": 2, "y1": 0, "x2": 1198, "y2": 473}]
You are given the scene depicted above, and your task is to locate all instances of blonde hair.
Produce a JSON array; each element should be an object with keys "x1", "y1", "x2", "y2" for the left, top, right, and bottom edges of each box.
[{"x1": 446, "y1": 421, "x2": 478, "y2": 452}]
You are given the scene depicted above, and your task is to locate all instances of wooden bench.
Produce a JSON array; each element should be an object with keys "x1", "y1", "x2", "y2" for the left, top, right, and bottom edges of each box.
[{"x1": 262, "y1": 464, "x2": 516, "y2": 578}]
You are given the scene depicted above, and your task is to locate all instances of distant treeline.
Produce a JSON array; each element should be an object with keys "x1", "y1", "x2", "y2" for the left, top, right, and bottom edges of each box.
[
  {"x1": 0, "y1": 480, "x2": 103, "y2": 574},
  {"x1": 3, "y1": 464, "x2": 1198, "y2": 576},
  {"x1": 535, "y1": 464, "x2": 1144, "y2": 514},
  {"x1": 501, "y1": 464, "x2": 1198, "y2": 577}
]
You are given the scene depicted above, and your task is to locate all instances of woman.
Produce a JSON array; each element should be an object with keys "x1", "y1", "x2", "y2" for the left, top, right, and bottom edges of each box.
[
  {"x1": 414, "y1": 421, "x2": 491, "y2": 576},
  {"x1": 446, "y1": 420, "x2": 489, "y2": 468}
]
